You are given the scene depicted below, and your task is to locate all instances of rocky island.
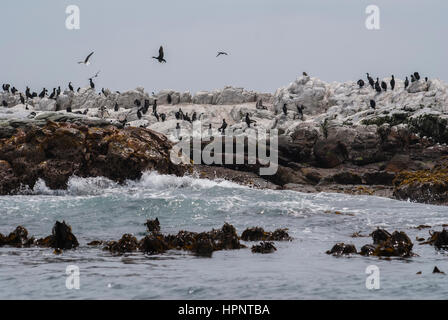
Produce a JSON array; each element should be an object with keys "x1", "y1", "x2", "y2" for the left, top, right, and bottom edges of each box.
[{"x1": 1, "y1": 75, "x2": 448, "y2": 205}]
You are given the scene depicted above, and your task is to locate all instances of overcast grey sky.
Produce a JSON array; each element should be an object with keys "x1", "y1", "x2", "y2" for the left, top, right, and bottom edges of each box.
[{"x1": 0, "y1": 0, "x2": 446, "y2": 94}]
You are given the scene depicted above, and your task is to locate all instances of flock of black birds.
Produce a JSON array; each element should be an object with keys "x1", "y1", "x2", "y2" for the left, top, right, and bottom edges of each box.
[
  {"x1": 1, "y1": 45, "x2": 431, "y2": 135},
  {"x1": 358, "y1": 72, "x2": 428, "y2": 110}
]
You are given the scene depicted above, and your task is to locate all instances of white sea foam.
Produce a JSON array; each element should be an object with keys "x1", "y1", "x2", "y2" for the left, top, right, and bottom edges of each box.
[{"x1": 19, "y1": 171, "x2": 246, "y2": 196}]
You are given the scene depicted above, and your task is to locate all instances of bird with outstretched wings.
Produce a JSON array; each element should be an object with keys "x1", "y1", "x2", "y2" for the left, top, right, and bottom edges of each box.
[
  {"x1": 152, "y1": 46, "x2": 166, "y2": 63},
  {"x1": 78, "y1": 52, "x2": 94, "y2": 65},
  {"x1": 216, "y1": 51, "x2": 228, "y2": 57}
]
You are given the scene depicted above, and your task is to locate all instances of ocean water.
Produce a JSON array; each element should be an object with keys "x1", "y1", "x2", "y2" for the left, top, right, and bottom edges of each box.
[{"x1": 1, "y1": 172, "x2": 448, "y2": 300}]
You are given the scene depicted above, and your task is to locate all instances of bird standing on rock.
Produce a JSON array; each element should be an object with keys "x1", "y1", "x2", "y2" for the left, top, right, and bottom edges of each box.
[
  {"x1": 245, "y1": 113, "x2": 256, "y2": 128},
  {"x1": 89, "y1": 78, "x2": 95, "y2": 89},
  {"x1": 357, "y1": 79, "x2": 365, "y2": 88},
  {"x1": 414, "y1": 72, "x2": 420, "y2": 81},
  {"x1": 381, "y1": 81, "x2": 387, "y2": 92},
  {"x1": 218, "y1": 119, "x2": 228, "y2": 135},
  {"x1": 282, "y1": 103, "x2": 288, "y2": 116},
  {"x1": 370, "y1": 100, "x2": 376, "y2": 110},
  {"x1": 68, "y1": 82, "x2": 74, "y2": 91},
  {"x1": 367, "y1": 73, "x2": 374, "y2": 88},
  {"x1": 404, "y1": 77, "x2": 409, "y2": 89},
  {"x1": 374, "y1": 79, "x2": 381, "y2": 93},
  {"x1": 390, "y1": 75, "x2": 395, "y2": 90}
]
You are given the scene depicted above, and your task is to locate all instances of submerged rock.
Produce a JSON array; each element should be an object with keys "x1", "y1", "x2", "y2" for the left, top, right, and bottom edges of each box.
[
  {"x1": 0, "y1": 226, "x2": 33, "y2": 247},
  {"x1": 373, "y1": 231, "x2": 414, "y2": 257},
  {"x1": 105, "y1": 234, "x2": 138, "y2": 253},
  {"x1": 326, "y1": 243, "x2": 357, "y2": 256},
  {"x1": 240, "y1": 227, "x2": 292, "y2": 241},
  {"x1": 371, "y1": 228, "x2": 392, "y2": 244},
  {"x1": 139, "y1": 234, "x2": 169, "y2": 254},
  {"x1": 36, "y1": 221, "x2": 79, "y2": 250},
  {"x1": 144, "y1": 218, "x2": 161, "y2": 233},
  {"x1": 251, "y1": 242, "x2": 277, "y2": 254}
]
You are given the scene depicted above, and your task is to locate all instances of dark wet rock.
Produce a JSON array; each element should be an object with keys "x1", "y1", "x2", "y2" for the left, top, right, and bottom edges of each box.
[
  {"x1": 393, "y1": 162, "x2": 448, "y2": 205},
  {"x1": 165, "y1": 230, "x2": 198, "y2": 250},
  {"x1": 433, "y1": 266, "x2": 445, "y2": 274},
  {"x1": 209, "y1": 223, "x2": 244, "y2": 250},
  {"x1": 373, "y1": 231, "x2": 413, "y2": 257},
  {"x1": 191, "y1": 233, "x2": 214, "y2": 257},
  {"x1": 268, "y1": 228, "x2": 292, "y2": 241},
  {"x1": 0, "y1": 122, "x2": 190, "y2": 195},
  {"x1": 144, "y1": 218, "x2": 161, "y2": 233},
  {"x1": 331, "y1": 171, "x2": 362, "y2": 185},
  {"x1": 326, "y1": 243, "x2": 357, "y2": 256},
  {"x1": 314, "y1": 139, "x2": 348, "y2": 168},
  {"x1": 251, "y1": 242, "x2": 277, "y2": 254},
  {"x1": 422, "y1": 229, "x2": 448, "y2": 249},
  {"x1": 51, "y1": 221, "x2": 79, "y2": 250},
  {"x1": 360, "y1": 244, "x2": 376, "y2": 256},
  {"x1": 139, "y1": 234, "x2": 169, "y2": 254},
  {"x1": 87, "y1": 240, "x2": 104, "y2": 246},
  {"x1": 241, "y1": 227, "x2": 267, "y2": 241},
  {"x1": 2, "y1": 226, "x2": 33, "y2": 247},
  {"x1": 371, "y1": 228, "x2": 392, "y2": 244},
  {"x1": 105, "y1": 234, "x2": 138, "y2": 253},
  {"x1": 240, "y1": 227, "x2": 292, "y2": 242}
]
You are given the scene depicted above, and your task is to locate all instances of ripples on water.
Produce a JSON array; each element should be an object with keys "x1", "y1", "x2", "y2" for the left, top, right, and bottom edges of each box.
[{"x1": 1, "y1": 172, "x2": 448, "y2": 299}]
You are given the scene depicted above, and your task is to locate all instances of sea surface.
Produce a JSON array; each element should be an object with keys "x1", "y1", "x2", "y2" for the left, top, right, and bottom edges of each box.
[{"x1": 1, "y1": 172, "x2": 448, "y2": 300}]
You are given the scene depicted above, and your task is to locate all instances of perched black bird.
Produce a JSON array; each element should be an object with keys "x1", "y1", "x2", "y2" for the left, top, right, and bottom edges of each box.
[
  {"x1": 245, "y1": 113, "x2": 256, "y2": 128},
  {"x1": 414, "y1": 72, "x2": 420, "y2": 81},
  {"x1": 167, "y1": 94, "x2": 172, "y2": 104},
  {"x1": 390, "y1": 75, "x2": 395, "y2": 90},
  {"x1": 66, "y1": 106, "x2": 72, "y2": 113},
  {"x1": 303, "y1": 72, "x2": 308, "y2": 77},
  {"x1": 218, "y1": 119, "x2": 228, "y2": 135},
  {"x1": 137, "y1": 109, "x2": 143, "y2": 120},
  {"x1": 68, "y1": 82, "x2": 74, "y2": 91},
  {"x1": 411, "y1": 75, "x2": 416, "y2": 83},
  {"x1": 425, "y1": 77, "x2": 428, "y2": 82},
  {"x1": 160, "y1": 113, "x2": 166, "y2": 122},
  {"x1": 374, "y1": 79, "x2": 381, "y2": 93},
  {"x1": 154, "y1": 111, "x2": 160, "y2": 122},
  {"x1": 192, "y1": 112, "x2": 197, "y2": 122},
  {"x1": 134, "y1": 99, "x2": 141, "y2": 108},
  {"x1": 32, "y1": 92, "x2": 37, "y2": 98},
  {"x1": 143, "y1": 100, "x2": 150, "y2": 114},
  {"x1": 39, "y1": 88, "x2": 47, "y2": 98},
  {"x1": 153, "y1": 100, "x2": 158, "y2": 115},
  {"x1": 114, "y1": 103, "x2": 119, "y2": 112},
  {"x1": 370, "y1": 100, "x2": 376, "y2": 110},
  {"x1": 49, "y1": 88, "x2": 56, "y2": 99},
  {"x1": 282, "y1": 103, "x2": 288, "y2": 115},
  {"x1": 2, "y1": 84, "x2": 10, "y2": 92},
  {"x1": 152, "y1": 46, "x2": 167, "y2": 63},
  {"x1": 184, "y1": 113, "x2": 192, "y2": 123},
  {"x1": 25, "y1": 87, "x2": 32, "y2": 99},
  {"x1": 217, "y1": 51, "x2": 229, "y2": 57},
  {"x1": 2, "y1": 100, "x2": 8, "y2": 107},
  {"x1": 83, "y1": 109, "x2": 89, "y2": 115},
  {"x1": 77, "y1": 88, "x2": 81, "y2": 92},
  {"x1": 19, "y1": 93, "x2": 25, "y2": 104},
  {"x1": 404, "y1": 77, "x2": 409, "y2": 89},
  {"x1": 78, "y1": 52, "x2": 94, "y2": 65},
  {"x1": 296, "y1": 104, "x2": 305, "y2": 120},
  {"x1": 381, "y1": 81, "x2": 387, "y2": 92},
  {"x1": 357, "y1": 79, "x2": 365, "y2": 88},
  {"x1": 89, "y1": 78, "x2": 95, "y2": 89},
  {"x1": 367, "y1": 73, "x2": 374, "y2": 88},
  {"x1": 57, "y1": 86, "x2": 61, "y2": 96},
  {"x1": 11, "y1": 87, "x2": 17, "y2": 95}
]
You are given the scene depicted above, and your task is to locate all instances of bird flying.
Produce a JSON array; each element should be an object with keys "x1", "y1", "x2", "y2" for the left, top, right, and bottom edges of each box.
[
  {"x1": 78, "y1": 52, "x2": 94, "y2": 65},
  {"x1": 152, "y1": 46, "x2": 166, "y2": 63},
  {"x1": 216, "y1": 51, "x2": 228, "y2": 57}
]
